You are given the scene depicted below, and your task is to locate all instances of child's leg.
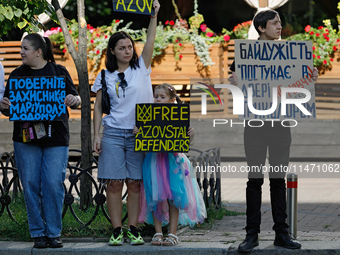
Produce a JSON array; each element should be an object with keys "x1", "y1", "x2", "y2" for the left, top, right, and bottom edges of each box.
[
  {"x1": 152, "y1": 212, "x2": 163, "y2": 234},
  {"x1": 151, "y1": 212, "x2": 163, "y2": 245},
  {"x1": 163, "y1": 202, "x2": 179, "y2": 245},
  {"x1": 126, "y1": 180, "x2": 141, "y2": 227},
  {"x1": 107, "y1": 180, "x2": 124, "y2": 228},
  {"x1": 168, "y1": 203, "x2": 179, "y2": 235}
]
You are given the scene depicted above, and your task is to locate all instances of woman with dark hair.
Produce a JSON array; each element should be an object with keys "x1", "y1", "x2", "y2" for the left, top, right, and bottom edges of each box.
[
  {"x1": 92, "y1": 0, "x2": 160, "y2": 246},
  {"x1": 0, "y1": 33, "x2": 81, "y2": 249}
]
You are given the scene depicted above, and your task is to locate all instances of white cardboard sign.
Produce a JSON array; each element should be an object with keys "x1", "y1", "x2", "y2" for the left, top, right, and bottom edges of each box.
[{"x1": 234, "y1": 39, "x2": 316, "y2": 120}]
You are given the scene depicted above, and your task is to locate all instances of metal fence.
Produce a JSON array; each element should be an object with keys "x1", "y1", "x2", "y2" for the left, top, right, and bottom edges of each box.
[{"x1": 0, "y1": 148, "x2": 221, "y2": 230}]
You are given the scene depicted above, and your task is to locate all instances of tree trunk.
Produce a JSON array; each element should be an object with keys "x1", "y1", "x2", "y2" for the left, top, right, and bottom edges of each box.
[
  {"x1": 77, "y1": 0, "x2": 93, "y2": 210},
  {"x1": 52, "y1": 0, "x2": 93, "y2": 210}
]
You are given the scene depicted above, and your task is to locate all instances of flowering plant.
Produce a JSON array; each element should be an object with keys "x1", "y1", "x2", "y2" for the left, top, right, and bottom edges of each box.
[
  {"x1": 232, "y1": 20, "x2": 252, "y2": 39},
  {"x1": 137, "y1": 5, "x2": 232, "y2": 66},
  {"x1": 44, "y1": 0, "x2": 233, "y2": 68},
  {"x1": 44, "y1": 19, "x2": 80, "y2": 50},
  {"x1": 44, "y1": 27, "x2": 65, "y2": 46},
  {"x1": 45, "y1": 19, "x2": 141, "y2": 71},
  {"x1": 287, "y1": 19, "x2": 339, "y2": 67}
]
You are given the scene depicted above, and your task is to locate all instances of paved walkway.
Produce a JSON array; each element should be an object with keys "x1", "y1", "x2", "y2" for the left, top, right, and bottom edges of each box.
[{"x1": 177, "y1": 161, "x2": 340, "y2": 251}]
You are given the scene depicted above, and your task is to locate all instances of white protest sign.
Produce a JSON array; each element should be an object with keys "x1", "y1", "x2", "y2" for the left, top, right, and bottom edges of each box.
[{"x1": 234, "y1": 39, "x2": 316, "y2": 120}]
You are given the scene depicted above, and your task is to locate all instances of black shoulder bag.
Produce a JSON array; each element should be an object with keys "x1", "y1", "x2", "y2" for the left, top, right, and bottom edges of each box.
[{"x1": 101, "y1": 69, "x2": 110, "y2": 114}]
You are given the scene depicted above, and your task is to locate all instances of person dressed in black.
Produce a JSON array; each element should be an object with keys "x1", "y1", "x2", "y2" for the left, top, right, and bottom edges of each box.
[
  {"x1": 0, "y1": 33, "x2": 81, "y2": 249},
  {"x1": 228, "y1": 10, "x2": 318, "y2": 253}
]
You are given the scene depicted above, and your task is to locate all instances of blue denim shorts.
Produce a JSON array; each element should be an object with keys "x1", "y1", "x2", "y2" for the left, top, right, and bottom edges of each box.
[{"x1": 97, "y1": 127, "x2": 144, "y2": 181}]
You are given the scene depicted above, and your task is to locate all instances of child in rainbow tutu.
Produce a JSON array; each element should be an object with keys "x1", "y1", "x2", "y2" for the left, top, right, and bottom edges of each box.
[{"x1": 134, "y1": 83, "x2": 207, "y2": 246}]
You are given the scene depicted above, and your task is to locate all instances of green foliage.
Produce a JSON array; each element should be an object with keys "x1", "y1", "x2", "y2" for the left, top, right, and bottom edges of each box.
[
  {"x1": 0, "y1": 192, "x2": 129, "y2": 241},
  {"x1": 0, "y1": 193, "x2": 30, "y2": 241},
  {"x1": 0, "y1": 0, "x2": 53, "y2": 39},
  {"x1": 45, "y1": 15, "x2": 233, "y2": 68},
  {"x1": 44, "y1": 0, "x2": 234, "y2": 68},
  {"x1": 0, "y1": 193, "x2": 246, "y2": 241},
  {"x1": 192, "y1": 205, "x2": 245, "y2": 229},
  {"x1": 63, "y1": 0, "x2": 113, "y2": 27},
  {"x1": 61, "y1": 204, "x2": 114, "y2": 238},
  {"x1": 206, "y1": 205, "x2": 245, "y2": 220}
]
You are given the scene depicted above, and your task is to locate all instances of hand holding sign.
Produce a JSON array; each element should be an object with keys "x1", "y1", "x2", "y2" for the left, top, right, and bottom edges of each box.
[
  {"x1": 311, "y1": 67, "x2": 318, "y2": 81},
  {"x1": 152, "y1": 0, "x2": 160, "y2": 17},
  {"x1": 64, "y1": 94, "x2": 79, "y2": 108},
  {"x1": 228, "y1": 72, "x2": 238, "y2": 85},
  {"x1": 187, "y1": 127, "x2": 195, "y2": 136},
  {"x1": 0, "y1": 97, "x2": 10, "y2": 111}
]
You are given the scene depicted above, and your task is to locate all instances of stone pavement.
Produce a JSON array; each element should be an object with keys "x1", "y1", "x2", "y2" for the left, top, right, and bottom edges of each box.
[{"x1": 177, "y1": 161, "x2": 340, "y2": 253}]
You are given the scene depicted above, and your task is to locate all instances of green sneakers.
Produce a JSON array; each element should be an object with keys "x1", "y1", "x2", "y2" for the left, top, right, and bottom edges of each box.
[
  {"x1": 127, "y1": 225, "x2": 144, "y2": 245},
  {"x1": 109, "y1": 227, "x2": 124, "y2": 246},
  {"x1": 108, "y1": 226, "x2": 144, "y2": 246}
]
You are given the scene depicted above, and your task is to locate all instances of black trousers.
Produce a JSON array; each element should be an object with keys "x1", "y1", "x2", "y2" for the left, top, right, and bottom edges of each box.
[{"x1": 244, "y1": 121, "x2": 291, "y2": 233}]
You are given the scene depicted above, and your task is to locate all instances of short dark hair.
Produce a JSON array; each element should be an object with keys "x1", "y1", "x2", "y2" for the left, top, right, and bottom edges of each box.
[
  {"x1": 23, "y1": 33, "x2": 55, "y2": 62},
  {"x1": 105, "y1": 31, "x2": 139, "y2": 72},
  {"x1": 253, "y1": 10, "x2": 279, "y2": 35}
]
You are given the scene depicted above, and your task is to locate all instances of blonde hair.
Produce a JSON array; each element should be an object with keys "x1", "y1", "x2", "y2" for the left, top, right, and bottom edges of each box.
[{"x1": 154, "y1": 83, "x2": 182, "y2": 103}]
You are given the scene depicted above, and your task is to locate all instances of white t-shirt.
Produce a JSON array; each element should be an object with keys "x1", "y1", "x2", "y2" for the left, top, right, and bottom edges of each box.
[
  {"x1": 0, "y1": 62, "x2": 5, "y2": 117},
  {"x1": 91, "y1": 55, "x2": 153, "y2": 129}
]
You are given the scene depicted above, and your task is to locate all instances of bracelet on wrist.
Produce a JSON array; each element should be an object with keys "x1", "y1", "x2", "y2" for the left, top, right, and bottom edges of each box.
[{"x1": 150, "y1": 15, "x2": 157, "y2": 18}]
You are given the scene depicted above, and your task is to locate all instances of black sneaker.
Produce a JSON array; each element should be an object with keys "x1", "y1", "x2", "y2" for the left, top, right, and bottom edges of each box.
[
  {"x1": 274, "y1": 229, "x2": 301, "y2": 249},
  {"x1": 127, "y1": 225, "x2": 144, "y2": 245},
  {"x1": 238, "y1": 233, "x2": 259, "y2": 253},
  {"x1": 109, "y1": 226, "x2": 124, "y2": 246},
  {"x1": 33, "y1": 236, "x2": 48, "y2": 248},
  {"x1": 48, "y1": 237, "x2": 63, "y2": 248}
]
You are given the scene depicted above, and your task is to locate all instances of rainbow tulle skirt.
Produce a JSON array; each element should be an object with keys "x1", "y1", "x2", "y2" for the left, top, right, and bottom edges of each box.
[{"x1": 139, "y1": 152, "x2": 207, "y2": 227}]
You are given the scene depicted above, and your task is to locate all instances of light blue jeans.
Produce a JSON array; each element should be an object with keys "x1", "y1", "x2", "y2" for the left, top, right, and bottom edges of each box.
[
  {"x1": 14, "y1": 142, "x2": 68, "y2": 238},
  {"x1": 98, "y1": 127, "x2": 144, "y2": 181}
]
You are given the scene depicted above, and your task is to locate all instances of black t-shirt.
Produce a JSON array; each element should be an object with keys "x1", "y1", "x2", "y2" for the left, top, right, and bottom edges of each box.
[
  {"x1": 4, "y1": 62, "x2": 78, "y2": 147},
  {"x1": 230, "y1": 61, "x2": 235, "y2": 72}
]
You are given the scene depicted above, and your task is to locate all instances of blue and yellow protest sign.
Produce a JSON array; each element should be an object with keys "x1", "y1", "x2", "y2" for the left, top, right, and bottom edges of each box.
[
  {"x1": 234, "y1": 39, "x2": 316, "y2": 120},
  {"x1": 8, "y1": 76, "x2": 67, "y2": 121},
  {"x1": 113, "y1": 0, "x2": 155, "y2": 15},
  {"x1": 135, "y1": 103, "x2": 190, "y2": 152}
]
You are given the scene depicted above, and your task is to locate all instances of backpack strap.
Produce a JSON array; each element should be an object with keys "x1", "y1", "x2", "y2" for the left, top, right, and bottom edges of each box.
[{"x1": 101, "y1": 69, "x2": 107, "y2": 89}]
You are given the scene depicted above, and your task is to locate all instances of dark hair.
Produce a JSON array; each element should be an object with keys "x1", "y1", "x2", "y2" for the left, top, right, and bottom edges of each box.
[
  {"x1": 155, "y1": 83, "x2": 182, "y2": 104},
  {"x1": 253, "y1": 10, "x2": 279, "y2": 35},
  {"x1": 23, "y1": 33, "x2": 55, "y2": 62},
  {"x1": 105, "y1": 31, "x2": 139, "y2": 72}
]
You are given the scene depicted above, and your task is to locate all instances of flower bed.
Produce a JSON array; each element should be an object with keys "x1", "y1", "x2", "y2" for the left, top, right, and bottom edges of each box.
[
  {"x1": 288, "y1": 20, "x2": 339, "y2": 70},
  {"x1": 66, "y1": 42, "x2": 225, "y2": 86},
  {"x1": 44, "y1": 2, "x2": 235, "y2": 72}
]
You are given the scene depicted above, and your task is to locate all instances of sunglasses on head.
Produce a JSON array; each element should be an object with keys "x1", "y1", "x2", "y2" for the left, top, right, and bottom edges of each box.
[{"x1": 116, "y1": 72, "x2": 128, "y2": 98}]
